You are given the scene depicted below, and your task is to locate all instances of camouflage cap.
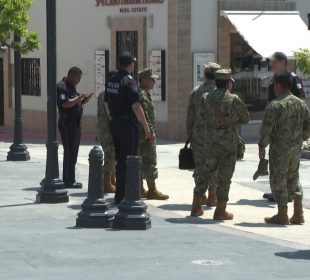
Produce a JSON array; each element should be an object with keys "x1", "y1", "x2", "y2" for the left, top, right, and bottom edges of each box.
[
  {"x1": 204, "y1": 62, "x2": 221, "y2": 74},
  {"x1": 138, "y1": 68, "x2": 159, "y2": 80},
  {"x1": 215, "y1": 68, "x2": 235, "y2": 81}
]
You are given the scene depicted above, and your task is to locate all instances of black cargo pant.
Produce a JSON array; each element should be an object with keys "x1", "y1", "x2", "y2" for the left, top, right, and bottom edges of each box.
[
  {"x1": 110, "y1": 117, "x2": 139, "y2": 204},
  {"x1": 58, "y1": 117, "x2": 81, "y2": 186}
]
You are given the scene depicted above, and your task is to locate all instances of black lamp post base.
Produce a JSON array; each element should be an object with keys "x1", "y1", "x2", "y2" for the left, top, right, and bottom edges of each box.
[
  {"x1": 7, "y1": 144, "x2": 30, "y2": 161},
  {"x1": 113, "y1": 200, "x2": 151, "y2": 230},
  {"x1": 76, "y1": 198, "x2": 114, "y2": 228},
  {"x1": 36, "y1": 179, "x2": 69, "y2": 204}
]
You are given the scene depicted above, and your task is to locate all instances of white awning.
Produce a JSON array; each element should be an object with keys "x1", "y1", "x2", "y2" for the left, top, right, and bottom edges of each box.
[{"x1": 221, "y1": 11, "x2": 310, "y2": 59}]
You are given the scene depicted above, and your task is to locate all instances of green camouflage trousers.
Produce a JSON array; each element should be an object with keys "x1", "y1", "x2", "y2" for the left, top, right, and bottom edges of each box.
[
  {"x1": 139, "y1": 137, "x2": 158, "y2": 181},
  {"x1": 99, "y1": 133, "x2": 116, "y2": 178},
  {"x1": 194, "y1": 144, "x2": 237, "y2": 201},
  {"x1": 269, "y1": 146, "x2": 303, "y2": 205},
  {"x1": 192, "y1": 138, "x2": 217, "y2": 192}
]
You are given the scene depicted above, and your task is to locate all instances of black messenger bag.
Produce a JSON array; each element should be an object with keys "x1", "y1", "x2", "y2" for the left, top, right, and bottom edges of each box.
[{"x1": 179, "y1": 140, "x2": 195, "y2": 170}]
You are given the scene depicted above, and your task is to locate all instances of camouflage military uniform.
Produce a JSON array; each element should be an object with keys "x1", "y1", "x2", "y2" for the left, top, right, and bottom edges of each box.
[
  {"x1": 97, "y1": 91, "x2": 116, "y2": 179},
  {"x1": 187, "y1": 82, "x2": 217, "y2": 191},
  {"x1": 194, "y1": 89, "x2": 250, "y2": 201},
  {"x1": 259, "y1": 92, "x2": 310, "y2": 204},
  {"x1": 138, "y1": 88, "x2": 158, "y2": 181}
]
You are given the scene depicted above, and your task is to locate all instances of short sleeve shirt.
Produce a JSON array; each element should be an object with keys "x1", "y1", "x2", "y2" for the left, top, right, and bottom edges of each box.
[
  {"x1": 104, "y1": 70, "x2": 139, "y2": 118},
  {"x1": 57, "y1": 78, "x2": 83, "y2": 119}
]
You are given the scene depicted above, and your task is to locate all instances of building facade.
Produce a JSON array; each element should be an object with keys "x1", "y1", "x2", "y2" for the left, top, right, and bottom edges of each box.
[{"x1": 0, "y1": 0, "x2": 310, "y2": 140}]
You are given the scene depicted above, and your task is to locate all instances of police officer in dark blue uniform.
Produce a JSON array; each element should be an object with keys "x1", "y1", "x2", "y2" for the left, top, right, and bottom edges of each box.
[
  {"x1": 268, "y1": 52, "x2": 305, "y2": 102},
  {"x1": 57, "y1": 67, "x2": 92, "y2": 189},
  {"x1": 104, "y1": 52, "x2": 154, "y2": 204},
  {"x1": 263, "y1": 52, "x2": 305, "y2": 202}
]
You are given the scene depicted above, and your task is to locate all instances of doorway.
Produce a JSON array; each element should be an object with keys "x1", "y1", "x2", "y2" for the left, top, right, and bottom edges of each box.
[
  {"x1": 116, "y1": 31, "x2": 138, "y2": 78},
  {"x1": 0, "y1": 58, "x2": 4, "y2": 125},
  {"x1": 110, "y1": 16, "x2": 146, "y2": 74}
]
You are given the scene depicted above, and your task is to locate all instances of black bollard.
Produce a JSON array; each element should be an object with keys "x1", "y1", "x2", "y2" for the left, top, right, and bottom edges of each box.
[
  {"x1": 76, "y1": 146, "x2": 114, "y2": 228},
  {"x1": 113, "y1": 156, "x2": 151, "y2": 230}
]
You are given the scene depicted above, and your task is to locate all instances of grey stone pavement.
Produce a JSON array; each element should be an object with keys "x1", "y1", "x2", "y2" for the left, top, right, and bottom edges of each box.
[{"x1": 0, "y1": 141, "x2": 310, "y2": 280}]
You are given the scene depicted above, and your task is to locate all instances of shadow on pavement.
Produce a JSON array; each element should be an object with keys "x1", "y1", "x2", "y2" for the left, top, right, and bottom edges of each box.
[
  {"x1": 235, "y1": 222, "x2": 287, "y2": 228},
  {"x1": 275, "y1": 250, "x2": 310, "y2": 260},
  {"x1": 158, "y1": 204, "x2": 192, "y2": 211},
  {"x1": 166, "y1": 217, "x2": 222, "y2": 225},
  {"x1": 69, "y1": 192, "x2": 88, "y2": 198},
  {"x1": 0, "y1": 202, "x2": 35, "y2": 208},
  {"x1": 68, "y1": 204, "x2": 81, "y2": 210},
  {"x1": 22, "y1": 187, "x2": 40, "y2": 192},
  {"x1": 229, "y1": 199, "x2": 275, "y2": 208}
]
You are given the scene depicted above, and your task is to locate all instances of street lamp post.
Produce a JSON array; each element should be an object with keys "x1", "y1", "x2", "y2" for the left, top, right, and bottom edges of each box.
[
  {"x1": 7, "y1": 35, "x2": 30, "y2": 162},
  {"x1": 36, "y1": 0, "x2": 68, "y2": 203}
]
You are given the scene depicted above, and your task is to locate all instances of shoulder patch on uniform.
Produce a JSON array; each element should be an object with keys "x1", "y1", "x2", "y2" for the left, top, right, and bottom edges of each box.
[
  {"x1": 59, "y1": 94, "x2": 66, "y2": 101},
  {"x1": 127, "y1": 75, "x2": 133, "y2": 80}
]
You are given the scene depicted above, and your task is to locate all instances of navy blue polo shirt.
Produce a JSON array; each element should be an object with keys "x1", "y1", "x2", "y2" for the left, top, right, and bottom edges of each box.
[
  {"x1": 104, "y1": 70, "x2": 139, "y2": 118},
  {"x1": 57, "y1": 78, "x2": 83, "y2": 119}
]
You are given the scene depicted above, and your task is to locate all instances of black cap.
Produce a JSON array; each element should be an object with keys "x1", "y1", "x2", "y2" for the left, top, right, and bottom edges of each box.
[
  {"x1": 118, "y1": 52, "x2": 136, "y2": 67},
  {"x1": 270, "y1": 52, "x2": 288, "y2": 62}
]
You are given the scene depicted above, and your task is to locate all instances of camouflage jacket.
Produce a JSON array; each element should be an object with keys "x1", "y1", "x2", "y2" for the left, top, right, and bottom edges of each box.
[
  {"x1": 97, "y1": 91, "x2": 111, "y2": 137},
  {"x1": 186, "y1": 82, "x2": 216, "y2": 139},
  {"x1": 139, "y1": 88, "x2": 156, "y2": 134},
  {"x1": 201, "y1": 89, "x2": 250, "y2": 151},
  {"x1": 259, "y1": 91, "x2": 310, "y2": 149}
]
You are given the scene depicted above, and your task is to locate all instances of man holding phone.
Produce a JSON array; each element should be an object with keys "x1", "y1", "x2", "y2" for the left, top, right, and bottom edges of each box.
[{"x1": 57, "y1": 66, "x2": 92, "y2": 189}]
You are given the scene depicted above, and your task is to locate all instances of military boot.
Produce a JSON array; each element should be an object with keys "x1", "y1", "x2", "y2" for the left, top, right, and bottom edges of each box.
[
  {"x1": 146, "y1": 180, "x2": 169, "y2": 200},
  {"x1": 141, "y1": 181, "x2": 148, "y2": 199},
  {"x1": 201, "y1": 193, "x2": 208, "y2": 205},
  {"x1": 207, "y1": 188, "x2": 217, "y2": 207},
  {"x1": 103, "y1": 176, "x2": 116, "y2": 194},
  {"x1": 290, "y1": 201, "x2": 305, "y2": 225},
  {"x1": 265, "y1": 204, "x2": 289, "y2": 225},
  {"x1": 213, "y1": 201, "x2": 233, "y2": 220},
  {"x1": 191, "y1": 195, "x2": 204, "y2": 217}
]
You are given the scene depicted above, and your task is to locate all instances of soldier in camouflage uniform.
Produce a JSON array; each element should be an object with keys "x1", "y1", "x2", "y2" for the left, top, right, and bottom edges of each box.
[
  {"x1": 259, "y1": 71, "x2": 310, "y2": 225},
  {"x1": 137, "y1": 68, "x2": 169, "y2": 200},
  {"x1": 186, "y1": 62, "x2": 221, "y2": 207},
  {"x1": 191, "y1": 69, "x2": 250, "y2": 220},
  {"x1": 97, "y1": 71, "x2": 117, "y2": 193}
]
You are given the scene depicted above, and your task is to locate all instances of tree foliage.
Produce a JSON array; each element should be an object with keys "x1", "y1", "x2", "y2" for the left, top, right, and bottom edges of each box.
[
  {"x1": 293, "y1": 48, "x2": 310, "y2": 75},
  {"x1": 0, "y1": 0, "x2": 40, "y2": 54}
]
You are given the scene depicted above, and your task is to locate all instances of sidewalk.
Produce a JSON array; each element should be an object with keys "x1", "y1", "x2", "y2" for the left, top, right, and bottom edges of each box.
[{"x1": 0, "y1": 141, "x2": 309, "y2": 280}]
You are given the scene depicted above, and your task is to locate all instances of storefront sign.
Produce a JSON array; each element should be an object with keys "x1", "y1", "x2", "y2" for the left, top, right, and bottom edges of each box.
[
  {"x1": 120, "y1": 7, "x2": 148, "y2": 13},
  {"x1": 193, "y1": 53, "x2": 216, "y2": 87},
  {"x1": 94, "y1": 50, "x2": 109, "y2": 97},
  {"x1": 150, "y1": 50, "x2": 166, "y2": 102},
  {"x1": 96, "y1": 0, "x2": 164, "y2": 7}
]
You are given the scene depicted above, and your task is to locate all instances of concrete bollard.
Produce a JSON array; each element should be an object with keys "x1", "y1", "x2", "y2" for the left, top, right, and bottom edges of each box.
[
  {"x1": 113, "y1": 156, "x2": 151, "y2": 230},
  {"x1": 76, "y1": 146, "x2": 114, "y2": 228}
]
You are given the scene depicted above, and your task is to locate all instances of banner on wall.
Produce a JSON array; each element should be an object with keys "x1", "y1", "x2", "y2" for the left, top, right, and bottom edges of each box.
[
  {"x1": 193, "y1": 53, "x2": 216, "y2": 88},
  {"x1": 149, "y1": 50, "x2": 166, "y2": 102},
  {"x1": 95, "y1": 50, "x2": 109, "y2": 97}
]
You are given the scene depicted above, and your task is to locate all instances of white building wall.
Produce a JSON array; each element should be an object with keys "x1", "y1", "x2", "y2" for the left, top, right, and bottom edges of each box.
[
  {"x1": 191, "y1": 0, "x2": 218, "y2": 55},
  {"x1": 21, "y1": 0, "x2": 47, "y2": 112},
  {"x1": 20, "y1": 0, "x2": 168, "y2": 121}
]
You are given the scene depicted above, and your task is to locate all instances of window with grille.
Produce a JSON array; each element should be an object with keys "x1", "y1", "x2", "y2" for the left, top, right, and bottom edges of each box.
[{"x1": 21, "y1": 58, "x2": 41, "y2": 96}]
